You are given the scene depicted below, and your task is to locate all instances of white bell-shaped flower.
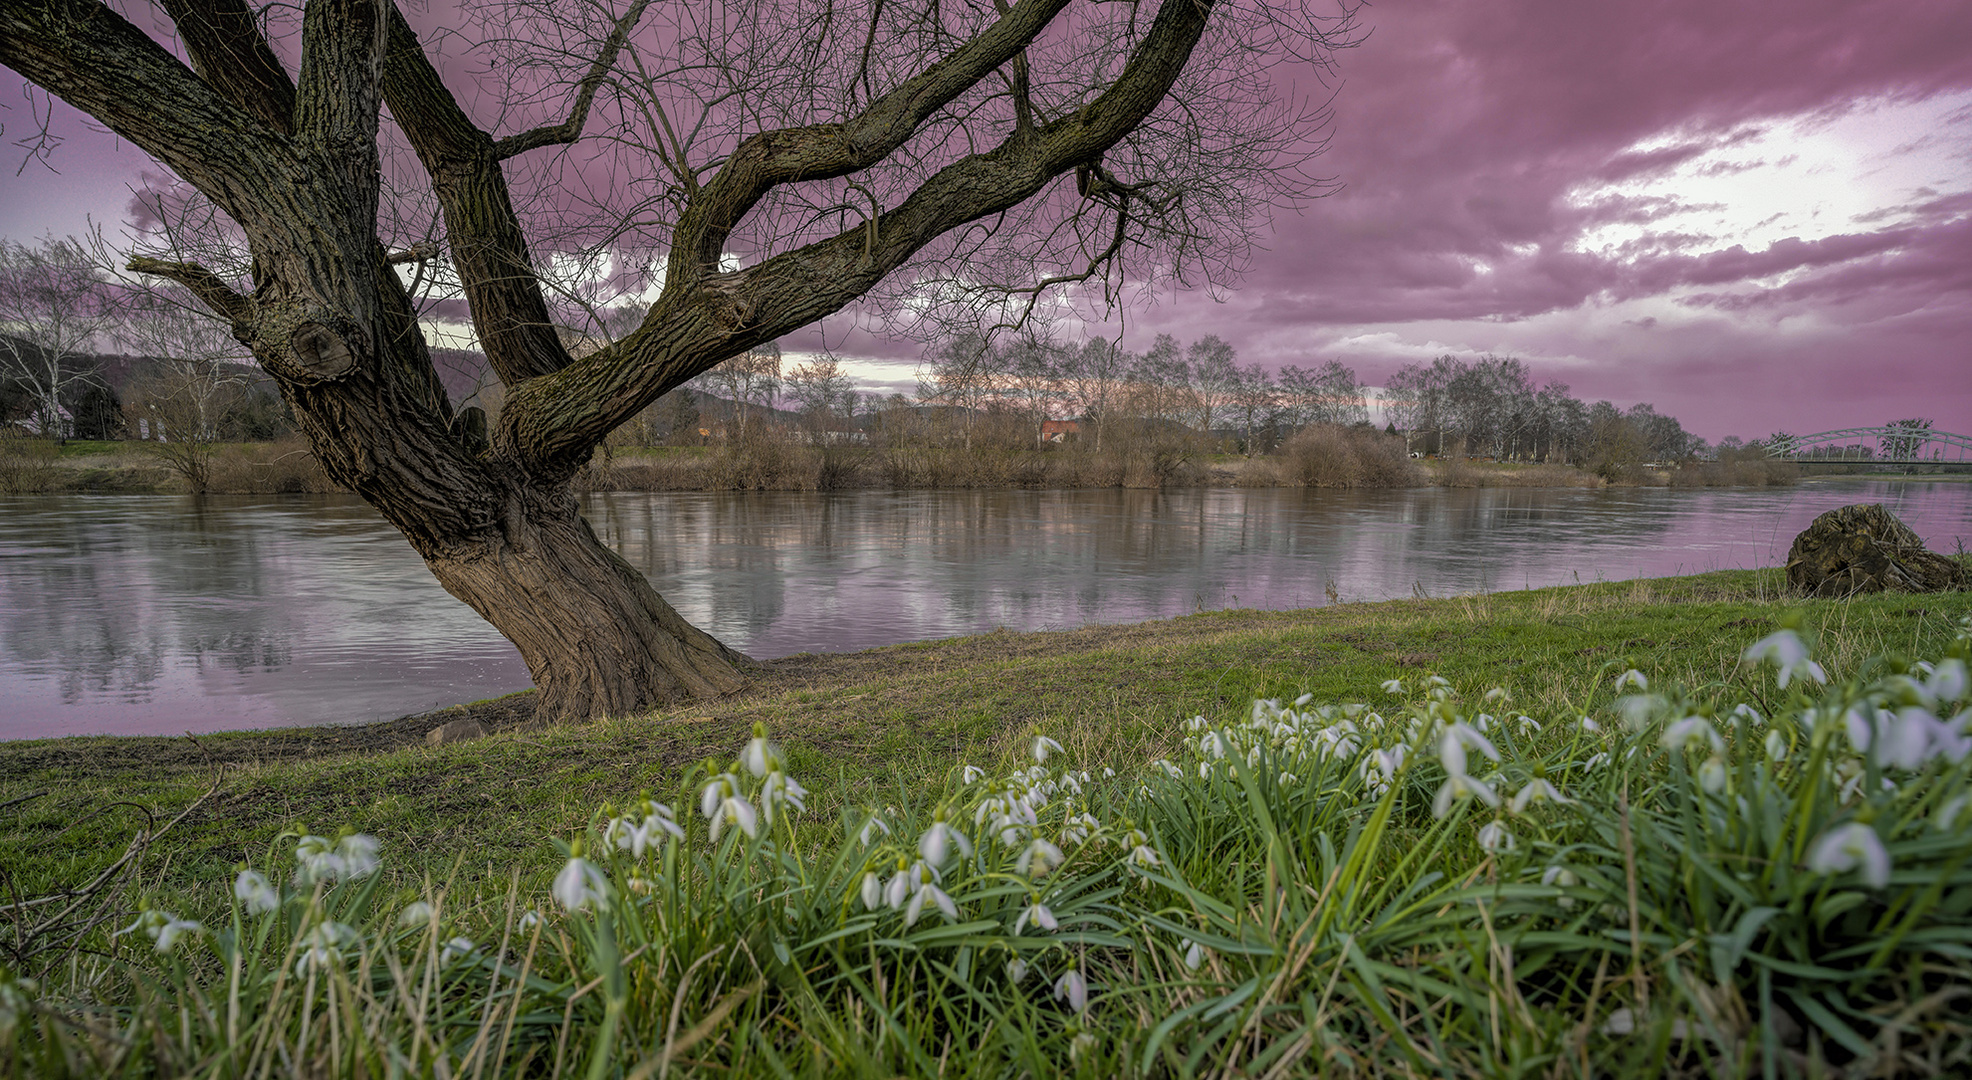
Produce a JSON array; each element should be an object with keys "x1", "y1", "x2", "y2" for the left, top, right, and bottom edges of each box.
[{"x1": 1807, "y1": 822, "x2": 1891, "y2": 889}]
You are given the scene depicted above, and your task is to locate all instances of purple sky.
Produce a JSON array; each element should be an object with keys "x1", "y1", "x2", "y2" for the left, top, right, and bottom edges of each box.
[{"x1": 4, "y1": 0, "x2": 1969, "y2": 440}]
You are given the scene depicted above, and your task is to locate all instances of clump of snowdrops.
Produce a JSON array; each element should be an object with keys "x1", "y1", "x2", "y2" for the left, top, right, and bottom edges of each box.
[{"x1": 7, "y1": 619, "x2": 1972, "y2": 1077}]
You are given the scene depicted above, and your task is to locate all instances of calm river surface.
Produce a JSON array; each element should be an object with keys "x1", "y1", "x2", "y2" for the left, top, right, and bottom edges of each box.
[{"x1": 3, "y1": 479, "x2": 1969, "y2": 739}]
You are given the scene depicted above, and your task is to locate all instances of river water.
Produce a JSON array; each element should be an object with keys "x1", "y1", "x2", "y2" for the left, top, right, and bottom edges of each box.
[{"x1": 3, "y1": 480, "x2": 1968, "y2": 739}]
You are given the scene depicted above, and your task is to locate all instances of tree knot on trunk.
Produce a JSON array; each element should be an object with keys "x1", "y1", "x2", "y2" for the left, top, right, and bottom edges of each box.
[
  {"x1": 701, "y1": 274, "x2": 757, "y2": 332},
  {"x1": 280, "y1": 318, "x2": 367, "y2": 383}
]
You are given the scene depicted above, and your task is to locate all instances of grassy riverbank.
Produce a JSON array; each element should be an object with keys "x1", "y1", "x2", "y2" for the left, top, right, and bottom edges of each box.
[{"x1": 5, "y1": 568, "x2": 1972, "y2": 1076}]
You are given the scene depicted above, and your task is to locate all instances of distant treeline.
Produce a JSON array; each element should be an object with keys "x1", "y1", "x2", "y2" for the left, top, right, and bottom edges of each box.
[{"x1": 3, "y1": 232, "x2": 1797, "y2": 494}]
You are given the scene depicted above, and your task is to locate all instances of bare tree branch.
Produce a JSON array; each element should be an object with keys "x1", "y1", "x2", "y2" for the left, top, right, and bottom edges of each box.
[
  {"x1": 492, "y1": 0, "x2": 654, "y2": 160},
  {"x1": 126, "y1": 255, "x2": 253, "y2": 327}
]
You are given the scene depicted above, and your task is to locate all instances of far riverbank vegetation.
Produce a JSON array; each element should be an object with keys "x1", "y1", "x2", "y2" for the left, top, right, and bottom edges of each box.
[
  {"x1": 3, "y1": 231, "x2": 1853, "y2": 495},
  {"x1": 4, "y1": 323, "x2": 1825, "y2": 495},
  {"x1": 4, "y1": 569, "x2": 1970, "y2": 1076}
]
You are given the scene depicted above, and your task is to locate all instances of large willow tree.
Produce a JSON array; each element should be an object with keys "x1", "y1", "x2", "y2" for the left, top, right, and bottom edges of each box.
[{"x1": 0, "y1": 0, "x2": 1349, "y2": 719}]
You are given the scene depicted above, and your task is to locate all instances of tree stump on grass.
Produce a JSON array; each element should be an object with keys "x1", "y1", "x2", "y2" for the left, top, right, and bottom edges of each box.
[{"x1": 1785, "y1": 503, "x2": 1967, "y2": 598}]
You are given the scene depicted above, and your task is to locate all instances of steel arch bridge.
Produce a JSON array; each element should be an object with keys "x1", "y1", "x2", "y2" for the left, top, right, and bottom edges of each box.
[{"x1": 1764, "y1": 426, "x2": 1972, "y2": 465}]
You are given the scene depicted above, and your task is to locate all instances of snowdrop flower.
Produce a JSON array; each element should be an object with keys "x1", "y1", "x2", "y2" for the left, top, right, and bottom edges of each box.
[
  {"x1": 759, "y1": 771, "x2": 808, "y2": 826},
  {"x1": 1362, "y1": 746, "x2": 1407, "y2": 787},
  {"x1": 1517, "y1": 715, "x2": 1541, "y2": 735},
  {"x1": 234, "y1": 870, "x2": 279, "y2": 914},
  {"x1": 1017, "y1": 837, "x2": 1065, "y2": 878},
  {"x1": 121, "y1": 908, "x2": 203, "y2": 954},
  {"x1": 884, "y1": 860, "x2": 936, "y2": 910},
  {"x1": 1743, "y1": 630, "x2": 1826, "y2": 688},
  {"x1": 1476, "y1": 819, "x2": 1516, "y2": 853},
  {"x1": 336, "y1": 833, "x2": 380, "y2": 878},
  {"x1": 960, "y1": 765, "x2": 987, "y2": 784},
  {"x1": 1697, "y1": 756, "x2": 1728, "y2": 794},
  {"x1": 1439, "y1": 722, "x2": 1499, "y2": 777},
  {"x1": 293, "y1": 921, "x2": 358, "y2": 974},
  {"x1": 1751, "y1": 729, "x2": 1783, "y2": 764},
  {"x1": 904, "y1": 881, "x2": 958, "y2": 926},
  {"x1": 517, "y1": 909, "x2": 542, "y2": 931},
  {"x1": 294, "y1": 832, "x2": 381, "y2": 885},
  {"x1": 1841, "y1": 707, "x2": 1875, "y2": 753},
  {"x1": 552, "y1": 855, "x2": 610, "y2": 912},
  {"x1": 1432, "y1": 773, "x2": 1501, "y2": 818},
  {"x1": 1808, "y1": 822, "x2": 1891, "y2": 889},
  {"x1": 1381, "y1": 678, "x2": 1406, "y2": 696},
  {"x1": 857, "y1": 813, "x2": 891, "y2": 846},
  {"x1": 1061, "y1": 812, "x2": 1101, "y2": 847},
  {"x1": 1731, "y1": 703, "x2": 1764, "y2": 728},
  {"x1": 1006, "y1": 957, "x2": 1029, "y2": 984},
  {"x1": 1070, "y1": 1031, "x2": 1098, "y2": 1062},
  {"x1": 1542, "y1": 865, "x2": 1579, "y2": 908},
  {"x1": 1874, "y1": 708, "x2": 1937, "y2": 770},
  {"x1": 1509, "y1": 778, "x2": 1571, "y2": 813},
  {"x1": 606, "y1": 803, "x2": 684, "y2": 860},
  {"x1": 1182, "y1": 939, "x2": 1206, "y2": 971},
  {"x1": 1661, "y1": 717, "x2": 1724, "y2": 755},
  {"x1": 919, "y1": 817, "x2": 972, "y2": 866},
  {"x1": 741, "y1": 724, "x2": 781, "y2": 777},
  {"x1": 1014, "y1": 902, "x2": 1058, "y2": 935},
  {"x1": 700, "y1": 774, "x2": 759, "y2": 841},
  {"x1": 859, "y1": 869, "x2": 883, "y2": 911},
  {"x1": 1152, "y1": 759, "x2": 1184, "y2": 780},
  {"x1": 1485, "y1": 687, "x2": 1510, "y2": 704},
  {"x1": 1053, "y1": 967, "x2": 1089, "y2": 1013},
  {"x1": 1033, "y1": 735, "x2": 1064, "y2": 763},
  {"x1": 397, "y1": 901, "x2": 434, "y2": 929},
  {"x1": 1615, "y1": 695, "x2": 1663, "y2": 728},
  {"x1": 1929, "y1": 658, "x2": 1968, "y2": 704},
  {"x1": 1585, "y1": 752, "x2": 1610, "y2": 770},
  {"x1": 440, "y1": 937, "x2": 476, "y2": 966},
  {"x1": 1122, "y1": 828, "x2": 1160, "y2": 869},
  {"x1": 1579, "y1": 716, "x2": 1600, "y2": 733},
  {"x1": 1933, "y1": 717, "x2": 1972, "y2": 764},
  {"x1": 1616, "y1": 669, "x2": 1649, "y2": 692}
]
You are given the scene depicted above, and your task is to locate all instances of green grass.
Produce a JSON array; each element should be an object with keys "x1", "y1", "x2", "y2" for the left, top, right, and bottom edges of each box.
[
  {"x1": 50, "y1": 439, "x2": 125, "y2": 459},
  {"x1": 4, "y1": 568, "x2": 1970, "y2": 1077},
  {"x1": 3, "y1": 569, "x2": 1964, "y2": 904}
]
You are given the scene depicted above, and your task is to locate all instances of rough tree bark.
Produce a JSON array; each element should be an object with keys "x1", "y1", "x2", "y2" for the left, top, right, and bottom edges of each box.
[{"x1": 1, "y1": 0, "x2": 1315, "y2": 720}]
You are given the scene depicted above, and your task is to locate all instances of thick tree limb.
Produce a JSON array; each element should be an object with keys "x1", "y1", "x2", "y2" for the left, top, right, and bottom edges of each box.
[
  {"x1": 664, "y1": 0, "x2": 1076, "y2": 287},
  {"x1": 0, "y1": 0, "x2": 290, "y2": 231},
  {"x1": 507, "y1": 0, "x2": 1214, "y2": 472},
  {"x1": 380, "y1": 4, "x2": 571, "y2": 386},
  {"x1": 492, "y1": 0, "x2": 653, "y2": 160},
  {"x1": 158, "y1": 0, "x2": 299, "y2": 135}
]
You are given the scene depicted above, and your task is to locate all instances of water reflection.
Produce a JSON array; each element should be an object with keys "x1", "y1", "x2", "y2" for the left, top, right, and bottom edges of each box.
[{"x1": 3, "y1": 481, "x2": 1968, "y2": 738}]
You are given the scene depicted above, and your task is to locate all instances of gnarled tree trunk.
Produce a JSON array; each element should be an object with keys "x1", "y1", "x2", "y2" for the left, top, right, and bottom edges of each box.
[
  {"x1": 419, "y1": 484, "x2": 750, "y2": 719},
  {"x1": 1, "y1": 0, "x2": 1267, "y2": 720}
]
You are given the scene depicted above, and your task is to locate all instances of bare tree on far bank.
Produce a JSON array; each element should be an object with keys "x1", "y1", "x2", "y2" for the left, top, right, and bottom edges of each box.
[{"x1": 0, "y1": 236, "x2": 123, "y2": 441}]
